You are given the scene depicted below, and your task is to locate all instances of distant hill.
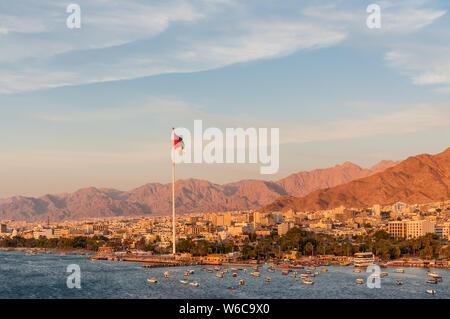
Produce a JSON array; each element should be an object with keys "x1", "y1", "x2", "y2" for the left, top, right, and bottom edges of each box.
[
  {"x1": 0, "y1": 158, "x2": 400, "y2": 221},
  {"x1": 261, "y1": 148, "x2": 450, "y2": 213}
]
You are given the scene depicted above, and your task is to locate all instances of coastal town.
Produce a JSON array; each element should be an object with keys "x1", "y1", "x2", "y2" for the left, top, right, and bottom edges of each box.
[{"x1": 1, "y1": 200, "x2": 449, "y2": 269}]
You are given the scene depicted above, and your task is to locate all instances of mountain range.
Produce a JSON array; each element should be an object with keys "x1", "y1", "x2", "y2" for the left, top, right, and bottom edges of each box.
[
  {"x1": 0, "y1": 158, "x2": 399, "y2": 221},
  {"x1": 261, "y1": 147, "x2": 450, "y2": 213}
]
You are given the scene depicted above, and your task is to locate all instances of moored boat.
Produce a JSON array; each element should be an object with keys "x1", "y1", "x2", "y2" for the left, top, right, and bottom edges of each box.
[
  {"x1": 396, "y1": 280, "x2": 403, "y2": 285},
  {"x1": 356, "y1": 278, "x2": 364, "y2": 285},
  {"x1": 426, "y1": 289, "x2": 436, "y2": 295},
  {"x1": 190, "y1": 281, "x2": 200, "y2": 287},
  {"x1": 303, "y1": 279, "x2": 314, "y2": 285},
  {"x1": 394, "y1": 269, "x2": 404, "y2": 273},
  {"x1": 147, "y1": 278, "x2": 157, "y2": 283},
  {"x1": 239, "y1": 279, "x2": 245, "y2": 285},
  {"x1": 266, "y1": 277, "x2": 271, "y2": 282},
  {"x1": 250, "y1": 271, "x2": 261, "y2": 277},
  {"x1": 180, "y1": 280, "x2": 188, "y2": 284},
  {"x1": 164, "y1": 271, "x2": 169, "y2": 278}
]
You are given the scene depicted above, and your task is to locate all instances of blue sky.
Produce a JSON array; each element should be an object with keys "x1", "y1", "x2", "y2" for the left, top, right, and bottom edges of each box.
[{"x1": 1, "y1": 0, "x2": 450, "y2": 197}]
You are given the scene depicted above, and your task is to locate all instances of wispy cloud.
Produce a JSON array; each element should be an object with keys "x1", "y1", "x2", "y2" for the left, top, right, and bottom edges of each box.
[
  {"x1": 386, "y1": 46, "x2": 450, "y2": 92},
  {"x1": 281, "y1": 104, "x2": 450, "y2": 144}
]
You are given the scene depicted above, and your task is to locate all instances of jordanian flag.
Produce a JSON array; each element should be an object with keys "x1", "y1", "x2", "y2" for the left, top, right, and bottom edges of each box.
[{"x1": 173, "y1": 129, "x2": 184, "y2": 154}]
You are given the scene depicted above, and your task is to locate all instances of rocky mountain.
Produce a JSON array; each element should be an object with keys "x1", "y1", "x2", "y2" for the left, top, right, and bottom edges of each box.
[
  {"x1": 0, "y1": 158, "x2": 400, "y2": 221},
  {"x1": 261, "y1": 148, "x2": 450, "y2": 213}
]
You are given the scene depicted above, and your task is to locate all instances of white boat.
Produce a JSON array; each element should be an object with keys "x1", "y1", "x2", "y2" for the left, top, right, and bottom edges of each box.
[
  {"x1": 190, "y1": 281, "x2": 200, "y2": 287},
  {"x1": 356, "y1": 278, "x2": 364, "y2": 285},
  {"x1": 216, "y1": 272, "x2": 224, "y2": 278},
  {"x1": 353, "y1": 268, "x2": 361, "y2": 273},
  {"x1": 303, "y1": 279, "x2": 314, "y2": 285},
  {"x1": 164, "y1": 271, "x2": 169, "y2": 278},
  {"x1": 394, "y1": 269, "x2": 404, "y2": 273},
  {"x1": 180, "y1": 280, "x2": 188, "y2": 284},
  {"x1": 184, "y1": 271, "x2": 190, "y2": 276},
  {"x1": 426, "y1": 278, "x2": 438, "y2": 284},
  {"x1": 268, "y1": 268, "x2": 275, "y2": 273},
  {"x1": 300, "y1": 274, "x2": 309, "y2": 279},
  {"x1": 426, "y1": 289, "x2": 436, "y2": 295},
  {"x1": 380, "y1": 272, "x2": 388, "y2": 277},
  {"x1": 215, "y1": 266, "x2": 221, "y2": 271},
  {"x1": 353, "y1": 252, "x2": 375, "y2": 268},
  {"x1": 189, "y1": 269, "x2": 195, "y2": 274},
  {"x1": 250, "y1": 271, "x2": 261, "y2": 277},
  {"x1": 427, "y1": 271, "x2": 439, "y2": 278},
  {"x1": 147, "y1": 278, "x2": 157, "y2": 283}
]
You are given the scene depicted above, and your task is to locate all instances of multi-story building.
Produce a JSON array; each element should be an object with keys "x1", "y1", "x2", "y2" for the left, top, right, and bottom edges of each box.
[
  {"x1": 388, "y1": 220, "x2": 436, "y2": 239},
  {"x1": 442, "y1": 222, "x2": 450, "y2": 240},
  {"x1": 388, "y1": 221, "x2": 407, "y2": 238},
  {"x1": 406, "y1": 220, "x2": 435, "y2": 239}
]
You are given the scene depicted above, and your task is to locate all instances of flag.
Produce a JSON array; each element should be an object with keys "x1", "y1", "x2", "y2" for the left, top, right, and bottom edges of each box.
[{"x1": 173, "y1": 130, "x2": 184, "y2": 154}]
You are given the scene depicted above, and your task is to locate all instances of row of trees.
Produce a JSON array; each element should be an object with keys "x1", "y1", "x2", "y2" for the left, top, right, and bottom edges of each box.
[{"x1": 0, "y1": 235, "x2": 108, "y2": 251}]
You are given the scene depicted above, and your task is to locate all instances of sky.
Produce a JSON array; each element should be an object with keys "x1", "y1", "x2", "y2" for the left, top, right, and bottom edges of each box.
[{"x1": 1, "y1": 0, "x2": 450, "y2": 197}]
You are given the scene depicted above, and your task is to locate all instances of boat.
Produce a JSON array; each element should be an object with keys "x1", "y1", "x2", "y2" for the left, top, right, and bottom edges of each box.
[
  {"x1": 380, "y1": 272, "x2": 388, "y2": 277},
  {"x1": 164, "y1": 271, "x2": 169, "y2": 278},
  {"x1": 427, "y1": 271, "x2": 439, "y2": 277},
  {"x1": 180, "y1": 280, "x2": 188, "y2": 284},
  {"x1": 427, "y1": 278, "x2": 438, "y2": 284},
  {"x1": 250, "y1": 271, "x2": 261, "y2": 277},
  {"x1": 394, "y1": 269, "x2": 404, "y2": 273},
  {"x1": 321, "y1": 268, "x2": 328, "y2": 272},
  {"x1": 300, "y1": 274, "x2": 309, "y2": 279},
  {"x1": 184, "y1": 271, "x2": 190, "y2": 276},
  {"x1": 396, "y1": 280, "x2": 403, "y2": 285},
  {"x1": 243, "y1": 268, "x2": 248, "y2": 273},
  {"x1": 353, "y1": 252, "x2": 375, "y2": 268},
  {"x1": 215, "y1": 266, "x2": 221, "y2": 271},
  {"x1": 356, "y1": 278, "x2": 364, "y2": 285},
  {"x1": 281, "y1": 269, "x2": 289, "y2": 276},
  {"x1": 190, "y1": 281, "x2": 200, "y2": 287},
  {"x1": 307, "y1": 267, "x2": 316, "y2": 270},
  {"x1": 314, "y1": 272, "x2": 319, "y2": 276},
  {"x1": 434, "y1": 276, "x2": 443, "y2": 282},
  {"x1": 268, "y1": 268, "x2": 276, "y2": 273},
  {"x1": 305, "y1": 270, "x2": 312, "y2": 274},
  {"x1": 216, "y1": 272, "x2": 224, "y2": 278},
  {"x1": 353, "y1": 268, "x2": 361, "y2": 273},
  {"x1": 189, "y1": 269, "x2": 195, "y2": 274},
  {"x1": 147, "y1": 278, "x2": 157, "y2": 283},
  {"x1": 227, "y1": 287, "x2": 235, "y2": 290},
  {"x1": 266, "y1": 277, "x2": 271, "y2": 282},
  {"x1": 232, "y1": 273, "x2": 237, "y2": 277},
  {"x1": 303, "y1": 279, "x2": 314, "y2": 285},
  {"x1": 426, "y1": 289, "x2": 436, "y2": 295},
  {"x1": 239, "y1": 280, "x2": 244, "y2": 285}
]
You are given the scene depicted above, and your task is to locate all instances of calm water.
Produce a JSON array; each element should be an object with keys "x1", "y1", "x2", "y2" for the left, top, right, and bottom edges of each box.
[{"x1": 0, "y1": 251, "x2": 449, "y2": 299}]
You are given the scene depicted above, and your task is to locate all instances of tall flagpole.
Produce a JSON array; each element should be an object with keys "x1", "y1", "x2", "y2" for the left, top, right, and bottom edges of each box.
[{"x1": 172, "y1": 128, "x2": 176, "y2": 256}]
